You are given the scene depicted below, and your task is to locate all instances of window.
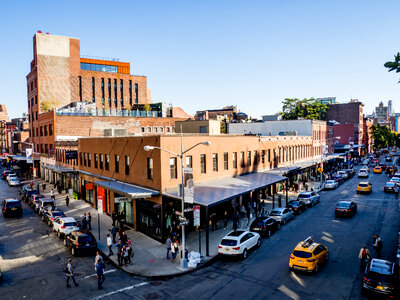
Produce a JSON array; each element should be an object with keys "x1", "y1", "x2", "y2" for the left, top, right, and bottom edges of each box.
[
  {"x1": 125, "y1": 155, "x2": 130, "y2": 175},
  {"x1": 240, "y1": 151, "x2": 245, "y2": 167},
  {"x1": 84, "y1": 153, "x2": 87, "y2": 166},
  {"x1": 49, "y1": 124, "x2": 53, "y2": 136},
  {"x1": 35, "y1": 111, "x2": 38, "y2": 121},
  {"x1": 44, "y1": 125, "x2": 48, "y2": 136},
  {"x1": 31, "y1": 98, "x2": 34, "y2": 107},
  {"x1": 233, "y1": 152, "x2": 237, "y2": 169},
  {"x1": 213, "y1": 153, "x2": 218, "y2": 171},
  {"x1": 186, "y1": 155, "x2": 192, "y2": 168},
  {"x1": 108, "y1": 79, "x2": 111, "y2": 107},
  {"x1": 94, "y1": 154, "x2": 98, "y2": 168},
  {"x1": 87, "y1": 153, "x2": 91, "y2": 167},
  {"x1": 99, "y1": 154, "x2": 103, "y2": 169},
  {"x1": 35, "y1": 95, "x2": 37, "y2": 104},
  {"x1": 147, "y1": 127, "x2": 152, "y2": 133},
  {"x1": 247, "y1": 151, "x2": 251, "y2": 166},
  {"x1": 224, "y1": 152, "x2": 228, "y2": 170},
  {"x1": 79, "y1": 76, "x2": 82, "y2": 101},
  {"x1": 200, "y1": 154, "x2": 206, "y2": 173},
  {"x1": 268, "y1": 149, "x2": 271, "y2": 162},
  {"x1": 135, "y1": 83, "x2": 138, "y2": 104},
  {"x1": 101, "y1": 78, "x2": 105, "y2": 101},
  {"x1": 140, "y1": 127, "x2": 145, "y2": 133},
  {"x1": 254, "y1": 150, "x2": 258, "y2": 164},
  {"x1": 40, "y1": 126, "x2": 43, "y2": 136},
  {"x1": 261, "y1": 150, "x2": 265, "y2": 163},
  {"x1": 170, "y1": 157, "x2": 177, "y2": 179},
  {"x1": 114, "y1": 79, "x2": 117, "y2": 107},
  {"x1": 105, "y1": 154, "x2": 109, "y2": 170},
  {"x1": 115, "y1": 155, "x2": 119, "y2": 173},
  {"x1": 80, "y1": 153, "x2": 83, "y2": 165},
  {"x1": 36, "y1": 128, "x2": 38, "y2": 137},
  {"x1": 120, "y1": 79, "x2": 124, "y2": 108},
  {"x1": 80, "y1": 63, "x2": 118, "y2": 73},
  {"x1": 129, "y1": 80, "x2": 132, "y2": 106},
  {"x1": 147, "y1": 158, "x2": 153, "y2": 179},
  {"x1": 92, "y1": 77, "x2": 95, "y2": 102},
  {"x1": 159, "y1": 127, "x2": 164, "y2": 133}
]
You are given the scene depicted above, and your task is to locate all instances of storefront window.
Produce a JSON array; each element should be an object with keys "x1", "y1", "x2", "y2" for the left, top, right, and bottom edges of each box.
[
  {"x1": 137, "y1": 199, "x2": 162, "y2": 240},
  {"x1": 114, "y1": 193, "x2": 133, "y2": 227}
]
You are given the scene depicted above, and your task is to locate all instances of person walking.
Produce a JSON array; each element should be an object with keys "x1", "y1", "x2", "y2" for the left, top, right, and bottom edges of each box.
[
  {"x1": 120, "y1": 210, "x2": 126, "y2": 229},
  {"x1": 36, "y1": 182, "x2": 40, "y2": 192},
  {"x1": 373, "y1": 235, "x2": 383, "y2": 258},
  {"x1": 65, "y1": 195, "x2": 70, "y2": 207},
  {"x1": 42, "y1": 182, "x2": 46, "y2": 192},
  {"x1": 171, "y1": 239, "x2": 178, "y2": 263},
  {"x1": 107, "y1": 234, "x2": 113, "y2": 257},
  {"x1": 111, "y1": 225, "x2": 118, "y2": 244},
  {"x1": 120, "y1": 231, "x2": 128, "y2": 245},
  {"x1": 359, "y1": 245, "x2": 371, "y2": 270},
  {"x1": 65, "y1": 259, "x2": 79, "y2": 288},
  {"x1": 95, "y1": 259, "x2": 105, "y2": 290},
  {"x1": 223, "y1": 210, "x2": 229, "y2": 229},
  {"x1": 126, "y1": 238, "x2": 133, "y2": 264},
  {"x1": 116, "y1": 240, "x2": 123, "y2": 267},
  {"x1": 121, "y1": 245, "x2": 129, "y2": 267},
  {"x1": 51, "y1": 189, "x2": 55, "y2": 200},
  {"x1": 94, "y1": 251, "x2": 104, "y2": 271},
  {"x1": 111, "y1": 210, "x2": 117, "y2": 227},
  {"x1": 87, "y1": 213, "x2": 92, "y2": 230},
  {"x1": 166, "y1": 236, "x2": 172, "y2": 260},
  {"x1": 82, "y1": 213, "x2": 88, "y2": 230},
  {"x1": 395, "y1": 185, "x2": 399, "y2": 200}
]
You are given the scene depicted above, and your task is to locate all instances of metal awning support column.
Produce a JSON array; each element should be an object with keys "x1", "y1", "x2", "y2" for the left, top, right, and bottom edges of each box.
[
  {"x1": 272, "y1": 184, "x2": 276, "y2": 209},
  {"x1": 286, "y1": 178, "x2": 289, "y2": 206},
  {"x1": 206, "y1": 206, "x2": 210, "y2": 257}
]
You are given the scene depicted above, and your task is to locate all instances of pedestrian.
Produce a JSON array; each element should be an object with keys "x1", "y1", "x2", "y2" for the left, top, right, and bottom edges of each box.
[
  {"x1": 94, "y1": 251, "x2": 104, "y2": 271},
  {"x1": 122, "y1": 245, "x2": 129, "y2": 267},
  {"x1": 120, "y1": 210, "x2": 126, "y2": 229},
  {"x1": 111, "y1": 225, "x2": 117, "y2": 244},
  {"x1": 95, "y1": 259, "x2": 105, "y2": 290},
  {"x1": 107, "y1": 234, "x2": 113, "y2": 257},
  {"x1": 373, "y1": 235, "x2": 383, "y2": 258},
  {"x1": 42, "y1": 182, "x2": 46, "y2": 192},
  {"x1": 30, "y1": 181, "x2": 34, "y2": 188},
  {"x1": 171, "y1": 239, "x2": 178, "y2": 263},
  {"x1": 87, "y1": 212, "x2": 92, "y2": 230},
  {"x1": 65, "y1": 195, "x2": 70, "y2": 207},
  {"x1": 51, "y1": 189, "x2": 55, "y2": 200},
  {"x1": 305, "y1": 183, "x2": 308, "y2": 192},
  {"x1": 65, "y1": 259, "x2": 79, "y2": 288},
  {"x1": 111, "y1": 210, "x2": 117, "y2": 227},
  {"x1": 395, "y1": 185, "x2": 399, "y2": 200},
  {"x1": 120, "y1": 231, "x2": 127, "y2": 245},
  {"x1": 82, "y1": 213, "x2": 88, "y2": 230},
  {"x1": 166, "y1": 236, "x2": 172, "y2": 260},
  {"x1": 126, "y1": 238, "x2": 132, "y2": 264},
  {"x1": 36, "y1": 182, "x2": 40, "y2": 191},
  {"x1": 359, "y1": 245, "x2": 370, "y2": 270},
  {"x1": 116, "y1": 240, "x2": 123, "y2": 267},
  {"x1": 223, "y1": 210, "x2": 229, "y2": 229}
]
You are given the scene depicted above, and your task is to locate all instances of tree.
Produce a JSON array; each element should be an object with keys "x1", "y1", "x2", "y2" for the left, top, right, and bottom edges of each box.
[
  {"x1": 40, "y1": 99, "x2": 60, "y2": 112},
  {"x1": 143, "y1": 103, "x2": 151, "y2": 111},
  {"x1": 384, "y1": 52, "x2": 400, "y2": 83},
  {"x1": 370, "y1": 124, "x2": 399, "y2": 150},
  {"x1": 281, "y1": 98, "x2": 328, "y2": 120}
]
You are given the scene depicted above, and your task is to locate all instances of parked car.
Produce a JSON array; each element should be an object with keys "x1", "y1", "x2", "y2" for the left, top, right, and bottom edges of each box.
[
  {"x1": 286, "y1": 200, "x2": 307, "y2": 215},
  {"x1": 29, "y1": 194, "x2": 46, "y2": 208},
  {"x1": 1, "y1": 198, "x2": 23, "y2": 217},
  {"x1": 362, "y1": 259, "x2": 397, "y2": 297},
  {"x1": 53, "y1": 217, "x2": 80, "y2": 238},
  {"x1": 6, "y1": 173, "x2": 17, "y2": 182},
  {"x1": 384, "y1": 182, "x2": 396, "y2": 193},
  {"x1": 334, "y1": 201, "x2": 357, "y2": 217},
  {"x1": 218, "y1": 230, "x2": 261, "y2": 259},
  {"x1": 343, "y1": 169, "x2": 355, "y2": 178},
  {"x1": 386, "y1": 156, "x2": 392, "y2": 162},
  {"x1": 324, "y1": 180, "x2": 339, "y2": 190},
  {"x1": 42, "y1": 209, "x2": 66, "y2": 226},
  {"x1": 358, "y1": 169, "x2": 369, "y2": 178},
  {"x1": 2, "y1": 170, "x2": 12, "y2": 179},
  {"x1": 249, "y1": 217, "x2": 280, "y2": 237},
  {"x1": 332, "y1": 175, "x2": 343, "y2": 185},
  {"x1": 337, "y1": 171, "x2": 349, "y2": 180},
  {"x1": 64, "y1": 230, "x2": 97, "y2": 256},
  {"x1": 21, "y1": 188, "x2": 39, "y2": 203},
  {"x1": 269, "y1": 208, "x2": 295, "y2": 224},
  {"x1": 8, "y1": 177, "x2": 20, "y2": 186},
  {"x1": 297, "y1": 191, "x2": 320, "y2": 207},
  {"x1": 37, "y1": 198, "x2": 56, "y2": 215},
  {"x1": 289, "y1": 236, "x2": 329, "y2": 273},
  {"x1": 390, "y1": 177, "x2": 400, "y2": 185}
]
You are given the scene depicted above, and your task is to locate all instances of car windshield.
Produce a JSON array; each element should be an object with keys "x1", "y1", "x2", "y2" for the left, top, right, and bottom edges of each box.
[
  {"x1": 367, "y1": 271, "x2": 394, "y2": 283},
  {"x1": 298, "y1": 194, "x2": 310, "y2": 198},
  {"x1": 52, "y1": 212, "x2": 64, "y2": 217},
  {"x1": 78, "y1": 236, "x2": 94, "y2": 244},
  {"x1": 269, "y1": 210, "x2": 281, "y2": 216},
  {"x1": 358, "y1": 183, "x2": 369, "y2": 187},
  {"x1": 221, "y1": 239, "x2": 237, "y2": 246},
  {"x1": 336, "y1": 202, "x2": 350, "y2": 208},
  {"x1": 386, "y1": 183, "x2": 395, "y2": 187},
  {"x1": 326, "y1": 180, "x2": 335, "y2": 184},
  {"x1": 6, "y1": 201, "x2": 21, "y2": 208},
  {"x1": 293, "y1": 250, "x2": 312, "y2": 258},
  {"x1": 64, "y1": 222, "x2": 78, "y2": 227}
]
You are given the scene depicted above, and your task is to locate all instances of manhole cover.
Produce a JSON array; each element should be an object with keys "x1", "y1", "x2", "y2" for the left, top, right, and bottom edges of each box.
[{"x1": 144, "y1": 292, "x2": 162, "y2": 300}]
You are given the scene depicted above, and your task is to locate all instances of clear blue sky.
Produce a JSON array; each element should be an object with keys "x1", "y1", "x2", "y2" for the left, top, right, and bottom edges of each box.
[{"x1": 1, "y1": 0, "x2": 400, "y2": 119}]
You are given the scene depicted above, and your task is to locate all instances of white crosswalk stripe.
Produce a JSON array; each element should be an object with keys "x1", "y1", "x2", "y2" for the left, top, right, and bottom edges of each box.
[{"x1": 91, "y1": 282, "x2": 149, "y2": 300}]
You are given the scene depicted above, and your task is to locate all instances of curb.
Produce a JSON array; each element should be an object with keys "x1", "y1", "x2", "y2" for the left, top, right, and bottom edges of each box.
[{"x1": 97, "y1": 247, "x2": 219, "y2": 279}]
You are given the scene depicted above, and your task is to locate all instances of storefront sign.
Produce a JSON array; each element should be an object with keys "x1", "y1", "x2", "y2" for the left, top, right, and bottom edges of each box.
[
  {"x1": 184, "y1": 167, "x2": 194, "y2": 203},
  {"x1": 26, "y1": 148, "x2": 33, "y2": 164},
  {"x1": 193, "y1": 205, "x2": 200, "y2": 226},
  {"x1": 86, "y1": 183, "x2": 94, "y2": 190},
  {"x1": 65, "y1": 150, "x2": 78, "y2": 160},
  {"x1": 114, "y1": 196, "x2": 131, "y2": 203},
  {"x1": 97, "y1": 196, "x2": 103, "y2": 214}
]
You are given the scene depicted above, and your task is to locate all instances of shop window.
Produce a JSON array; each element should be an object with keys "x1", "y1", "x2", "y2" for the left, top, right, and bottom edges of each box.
[
  {"x1": 247, "y1": 151, "x2": 251, "y2": 166},
  {"x1": 213, "y1": 153, "x2": 218, "y2": 171},
  {"x1": 186, "y1": 155, "x2": 192, "y2": 168},
  {"x1": 200, "y1": 154, "x2": 206, "y2": 174},
  {"x1": 84, "y1": 153, "x2": 87, "y2": 166},
  {"x1": 233, "y1": 152, "x2": 237, "y2": 169},
  {"x1": 147, "y1": 158, "x2": 153, "y2": 179},
  {"x1": 240, "y1": 151, "x2": 245, "y2": 167},
  {"x1": 224, "y1": 152, "x2": 228, "y2": 170},
  {"x1": 170, "y1": 157, "x2": 177, "y2": 179},
  {"x1": 261, "y1": 150, "x2": 265, "y2": 163},
  {"x1": 115, "y1": 155, "x2": 119, "y2": 173},
  {"x1": 105, "y1": 154, "x2": 109, "y2": 170},
  {"x1": 254, "y1": 150, "x2": 258, "y2": 164},
  {"x1": 100, "y1": 154, "x2": 103, "y2": 169},
  {"x1": 88, "y1": 153, "x2": 91, "y2": 167},
  {"x1": 94, "y1": 154, "x2": 98, "y2": 168},
  {"x1": 125, "y1": 155, "x2": 130, "y2": 175}
]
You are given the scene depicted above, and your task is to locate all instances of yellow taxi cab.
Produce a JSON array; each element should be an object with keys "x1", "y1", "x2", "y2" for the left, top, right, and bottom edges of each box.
[
  {"x1": 289, "y1": 237, "x2": 328, "y2": 273},
  {"x1": 373, "y1": 166, "x2": 382, "y2": 174},
  {"x1": 357, "y1": 181, "x2": 372, "y2": 194}
]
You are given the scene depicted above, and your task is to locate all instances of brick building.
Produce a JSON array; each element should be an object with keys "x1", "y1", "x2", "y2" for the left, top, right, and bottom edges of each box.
[
  {"x1": 0, "y1": 104, "x2": 10, "y2": 153},
  {"x1": 363, "y1": 117, "x2": 373, "y2": 154}
]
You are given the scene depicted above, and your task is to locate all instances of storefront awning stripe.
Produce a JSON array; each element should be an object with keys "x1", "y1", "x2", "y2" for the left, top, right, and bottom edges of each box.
[
  {"x1": 163, "y1": 172, "x2": 287, "y2": 208},
  {"x1": 94, "y1": 180, "x2": 159, "y2": 199}
]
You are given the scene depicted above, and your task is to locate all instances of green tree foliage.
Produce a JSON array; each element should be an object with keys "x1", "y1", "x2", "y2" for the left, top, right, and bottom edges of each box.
[
  {"x1": 370, "y1": 124, "x2": 399, "y2": 150},
  {"x1": 281, "y1": 98, "x2": 328, "y2": 120},
  {"x1": 384, "y1": 52, "x2": 400, "y2": 83}
]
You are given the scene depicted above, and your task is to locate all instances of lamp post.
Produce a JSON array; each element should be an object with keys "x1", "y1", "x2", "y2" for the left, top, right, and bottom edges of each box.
[
  {"x1": 320, "y1": 137, "x2": 341, "y2": 187},
  {"x1": 144, "y1": 140, "x2": 211, "y2": 269}
]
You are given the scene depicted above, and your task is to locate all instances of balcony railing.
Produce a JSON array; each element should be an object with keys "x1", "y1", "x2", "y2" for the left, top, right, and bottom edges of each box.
[{"x1": 55, "y1": 108, "x2": 160, "y2": 118}]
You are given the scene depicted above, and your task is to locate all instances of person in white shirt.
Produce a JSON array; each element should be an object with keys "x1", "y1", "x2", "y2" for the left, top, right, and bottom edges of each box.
[
  {"x1": 94, "y1": 251, "x2": 104, "y2": 271},
  {"x1": 107, "y1": 234, "x2": 113, "y2": 257}
]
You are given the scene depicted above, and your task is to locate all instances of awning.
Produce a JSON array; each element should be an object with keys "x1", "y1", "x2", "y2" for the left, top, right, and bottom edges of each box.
[
  {"x1": 94, "y1": 180, "x2": 159, "y2": 199},
  {"x1": 43, "y1": 164, "x2": 78, "y2": 174},
  {"x1": 266, "y1": 166, "x2": 300, "y2": 176},
  {"x1": 79, "y1": 170, "x2": 116, "y2": 182},
  {"x1": 8, "y1": 155, "x2": 40, "y2": 161},
  {"x1": 163, "y1": 172, "x2": 287, "y2": 208}
]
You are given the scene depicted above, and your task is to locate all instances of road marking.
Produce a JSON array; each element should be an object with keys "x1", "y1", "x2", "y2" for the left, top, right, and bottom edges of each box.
[
  {"x1": 92, "y1": 282, "x2": 149, "y2": 300},
  {"x1": 82, "y1": 269, "x2": 116, "y2": 280}
]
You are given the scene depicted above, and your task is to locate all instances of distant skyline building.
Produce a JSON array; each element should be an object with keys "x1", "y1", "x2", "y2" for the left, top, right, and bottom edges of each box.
[{"x1": 388, "y1": 100, "x2": 393, "y2": 116}]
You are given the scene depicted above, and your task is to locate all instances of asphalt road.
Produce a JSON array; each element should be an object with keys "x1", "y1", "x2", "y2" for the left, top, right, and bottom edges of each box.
[{"x1": 0, "y1": 162, "x2": 399, "y2": 300}]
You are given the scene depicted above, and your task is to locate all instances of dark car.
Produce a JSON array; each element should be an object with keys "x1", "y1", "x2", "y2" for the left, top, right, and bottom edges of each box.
[
  {"x1": 335, "y1": 201, "x2": 357, "y2": 217},
  {"x1": 42, "y1": 210, "x2": 66, "y2": 226},
  {"x1": 384, "y1": 182, "x2": 396, "y2": 193},
  {"x1": 64, "y1": 230, "x2": 97, "y2": 256},
  {"x1": 362, "y1": 259, "x2": 397, "y2": 297},
  {"x1": 379, "y1": 163, "x2": 387, "y2": 171},
  {"x1": 2, "y1": 170, "x2": 12, "y2": 180},
  {"x1": 2, "y1": 198, "x2": 23, "y2": 217},
  {"x1": 29, "y1": 194, "x2": 46, "y2": 207},
  {"x1": 385, "y1": 166, "x2": 394, "y2": 174},
  {"x1": 343, "y1": 169, "x2": 355, "y2": 178},
  {"x1": 386, "y1": 156, "x2": 392, "y2": 162},
  {"x1": 332, "y1": 175, "x2": 343, "y2": 185},
  {"x1": 249, "y1": 217, "x2": 280, "y2": 237},
  {"x1": 21, "y1": 188, "x2": 39, "y2": 203},
  {"x1": 286, "y1": 200, "x2": 307, "y2": 215}
]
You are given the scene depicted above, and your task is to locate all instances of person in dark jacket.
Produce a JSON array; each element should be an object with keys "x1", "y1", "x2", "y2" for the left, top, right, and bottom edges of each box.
[
  {"x1": 87, "y1": 213, "x2": 92, "y2": 230},
  {"x1": 96, "y1": 259, "x2": 105, "y2": 290},
  {"x1": 116, "y1": 240, "x2": 123, "y2": 267}
]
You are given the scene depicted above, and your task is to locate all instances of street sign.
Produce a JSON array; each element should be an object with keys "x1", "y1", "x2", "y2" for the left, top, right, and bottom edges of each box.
[
  {"x1": 317, "y1": 167, "x2": 323, "y2": 173},
  {"x1": 184, "y1": 208, "x2": 193, "y2": 212},
  {"x1": 114, "y1": 197, "x2": 130, "y2": 203},
  {"x1": 179, "y1": 216, "x2": 187, "y2": 222},
  {"x1": 97, "y1": 196, "x2": 103, "y2": 214},
  {"x1": 193, "y1": 205, "x2": 200, "y2": 226}
]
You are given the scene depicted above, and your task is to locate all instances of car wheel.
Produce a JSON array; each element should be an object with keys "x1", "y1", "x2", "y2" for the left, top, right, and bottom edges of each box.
[
  {"x1": 57, "y1": 231, "x2": 61, "y2": 238},
  {"x1": 242, "y1": 249, "x2": 248, "y2": 259},
  {"x1": 71, "y1": 247, "x2": 75, "y2": 256},
  {"x1": 64, "y1": 239, "x2": 67, "y2": 246},
  {"x1": 314, "y1": 264, "x2": 319, "y2": 273},
  {"x1": 256, "y1": 239, "x2": 261, "y2": 248}
]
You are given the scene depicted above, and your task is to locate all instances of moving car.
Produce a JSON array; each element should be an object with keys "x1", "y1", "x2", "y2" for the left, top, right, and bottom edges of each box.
[
  {"x1": 286, "y1": 200, "x2": 307, "y2": 215},
  {"x1": 373, "y1": 166, "x2": 382, "y2": 174},
  {"x1": 362, "y1": 259, "x2": 397, "y2": 297},
  {"x1": 357, "y1": 181, "x2": 372, "y2": 194},
  {"x1": 249, "y1": 217, "x2": 280, "y2": 237},
  {"x1": 384, "y1": 182, "x2": 396, "y2": 193},
  {"x1": 64, "y1": 230, "x2": 97, "y2": 256},
  {"x1": 269, "y1": 208, "x2": 295, "y2": 224},
  {"x1": 390, "y1": 177, "x2": 400, "y2": 185},
  {"x1": 289, "y1": 237, "x2": 329, "y2": 273},
  {"x1": 218, "y1": 230, "x2": 261, "y2": 259},
  {"x1": 385, "y1": 166, "x2": 394, "y2": 174},
  {"x1": 324, "y1": 180, "x2": 339, "y2": 190},
  {"x1": 379, "y1": 163, "x2": 387, "y2": 171},
  {"x1": 8, "y1": 177, "x2": 20, "y2": 186},
  {"x1": 297, "y1": 191, "x2": 320, "y2": 207},
  {"x1": 386, "y1": 156, "x2": 392, "y2": 162},
  {"x1": 337, "y1": 171, "x2": 349, "y2": 180},
  {"x1": 334, "y1": 201, "x2": 357, "y2": 217},
  {"x1": 392, "y1": 173, "x2": 400, "y2": 180},
  {"x1": 42, "y1": 210, "x2": 66, "y2": 226},
  {"x1": 1, "y1": 198, "x2": 23, "y2": 217},
  {"x1": 358, "y1": 169, "x2": 369, "y2": 178},
  {"x1": 53, "y1": 217, "x2": 80, "y2": 238}
]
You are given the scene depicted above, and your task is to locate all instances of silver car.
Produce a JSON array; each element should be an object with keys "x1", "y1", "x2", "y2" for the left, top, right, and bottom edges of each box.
[
  {"x1": 297, "y1": 191, "x2": 320, "y2": 206},
  {"x1": 324, "y1": 180, "x2": 338, "y2": 190},
  {"x1": 269, "y1": 208, "x2": 295, "y2": 225}
]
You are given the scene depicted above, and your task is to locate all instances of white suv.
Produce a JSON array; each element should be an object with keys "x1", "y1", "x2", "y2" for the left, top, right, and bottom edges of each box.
[
  {"x1": 297, "y1": 191, "x2": 320, "y2": 207},
  {"x1": 53, "y1": 217, "x2": 79, "y2": 238},
  {"x1": 358, "y1": 169, "x2": 369, "y2": 178},
  {"x1": 218, "y1": 230, "x2": 261, "y2": 259}
]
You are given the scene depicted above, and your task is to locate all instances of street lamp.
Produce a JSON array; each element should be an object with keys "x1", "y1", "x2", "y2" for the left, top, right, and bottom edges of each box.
[
  {"x1": 320, "y1": 137, "x2": 340, "y2": 187},
  {"x1": 144, "y1": 140, "x2": 211, "y2": 269}
]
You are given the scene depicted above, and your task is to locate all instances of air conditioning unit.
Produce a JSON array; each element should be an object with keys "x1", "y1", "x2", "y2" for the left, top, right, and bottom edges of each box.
[{"x1": 104, "y1": 129, "x2": 128, "y2": 137}]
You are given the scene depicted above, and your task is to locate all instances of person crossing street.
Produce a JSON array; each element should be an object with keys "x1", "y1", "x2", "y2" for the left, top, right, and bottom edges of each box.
[{"x1": 65, "y1": 259, "x2": 79, "y2": 288}]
